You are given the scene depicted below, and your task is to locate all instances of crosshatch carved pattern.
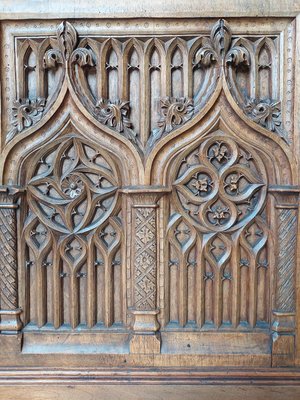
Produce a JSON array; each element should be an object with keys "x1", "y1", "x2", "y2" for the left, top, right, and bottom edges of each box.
[
  {"x1": 134, "y1": 207, "x2": 157, "y2": 310},
  {"x1": 0, "y1": 195, "x2": 18, "y2": 310}
]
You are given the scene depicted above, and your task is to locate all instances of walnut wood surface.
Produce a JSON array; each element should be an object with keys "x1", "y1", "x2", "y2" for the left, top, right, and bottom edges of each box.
[{"x1": 0, "y1": 1, "x2": 299, "y2": 397}]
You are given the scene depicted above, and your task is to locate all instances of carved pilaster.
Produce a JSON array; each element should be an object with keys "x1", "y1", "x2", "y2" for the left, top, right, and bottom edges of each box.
[
  {"x1": 122, "y1": 186, "x2": 170, "y2": 354},
  {"x1": 269, "y1": 185, "x2": 300, "y2": 366},
  {"x1": 0, "y1": 186, "x2": 24, "y2": 333}
]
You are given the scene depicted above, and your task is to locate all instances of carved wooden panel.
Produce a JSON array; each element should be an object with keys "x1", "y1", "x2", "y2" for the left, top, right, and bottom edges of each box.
[
  {"x1": 0, "y1": 13, "x2": 299, "y2": 375},
  {"x1": 166, "y1": 132, "x2": 269, "y2": 329},
  {"x1": 22, "y1": 136, "x2": 122, "y2": 329}
]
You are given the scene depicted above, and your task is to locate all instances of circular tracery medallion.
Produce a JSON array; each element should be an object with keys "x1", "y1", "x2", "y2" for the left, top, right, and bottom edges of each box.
[
  {"x1": 26, "y1": 136, "x2": 120, "y2": 235},
  {"x1": 173, "y1": 134, "x2": 267, "y2": 233}
]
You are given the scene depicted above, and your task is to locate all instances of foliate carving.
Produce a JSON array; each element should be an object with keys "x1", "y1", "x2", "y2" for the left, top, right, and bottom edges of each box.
[
  {"x1": 43, "y1": 49, "x2": 63, "y2": 69},
  {"x1": 149, "y1": 97, "x2": 194, "y2": 146},
  {"x1": 26, "y1": 136, "x2": 119, "y2": 234},
  {"x1": 95, "y1": 98, "x2": 137, "y2": 142},
  {"x1": 57, "y1": 21, "x2": 77, "y2": 61},
  {"x1": 210, "y1": 18, "x2": 232, "y2": 57},
  {"x1": 244, "y1": 99, "x2": 289, "y2": 143},
  {"x1": 70, "y1": 48, "x2": 95, "y2": 67},
  {"x1": 194, "y1": 19, "x2": 250, "y2": 68},
  {"x1": 134, "y1": 207, "x2": 157, "y2": 310},
  {"x1": 173, "y1": 134, "x2": 266, "y2": 233},
  {"x1": 225, "y1": 46, "x2": 250, "y2": 67},
  {"x1": 9, "y1": 19, "x2": 285, "y2": 150},
  {"x1": 6, "y1": 98, "x2": 46, "y2": 142}
]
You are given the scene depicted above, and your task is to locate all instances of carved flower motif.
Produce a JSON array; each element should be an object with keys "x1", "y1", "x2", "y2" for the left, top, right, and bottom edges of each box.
[
  {"x1": 95, "y1": 98, "x2": 132, "y2": 133},
  {"x1": 6, "y1": 98, "x2": 46, "y2": 143},
  {"x1": 208, "y1": 205, "x2": 230, "y2": 226},
  {"x1": 61, "y1": 175, "x2": 84, "y2": 199},
  {"x1": 192, "y1": 177, "x2": 209, "y2": 193},
  {"x1": 173, "y1": 136, "x2": 266, "y2": 233},
  {"x1": 244, "y1": 99, "x2": 289, "y2": 143}
]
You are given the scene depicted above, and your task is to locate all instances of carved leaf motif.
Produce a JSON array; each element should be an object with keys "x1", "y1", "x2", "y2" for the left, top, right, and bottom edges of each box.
[
  {"x1": 95, "y1": 98, "x2": 131, "y2": 132},
  {"x1": 194, "y1": 37, "x2": 217, "y2": 67},
  {"x1": 43, "y1": 49, "x2": 63, "y2": 69},
  {"x1": 225, "y1": 45, "x2": 250, "y2": 67},
  {"x1": 6, "y1": 98, "x2": 46, "y2": 143},
  {"x1": 210, "y1": 19, "x2": 232, "y2": 58},
  {"x1": 57, "y1": 21, "x2": 77, "y2": 61},
  {"x1": 70, "y1": 48, "x2": 95, "y2": 67},
  {"x1": 149, "y1": 97, "x2": 194, "y2": 147},
  {"x1": 95, "y1": 98, "x2": 138, "y2": 144},
  {"x1": 244, "y1": 99, "x2": 289, "y2": 143}
]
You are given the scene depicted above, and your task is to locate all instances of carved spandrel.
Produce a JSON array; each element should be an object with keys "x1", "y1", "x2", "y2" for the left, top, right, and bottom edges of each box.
[{"x1": 6, "y1": 19, "x2": 286, "y2": 152}]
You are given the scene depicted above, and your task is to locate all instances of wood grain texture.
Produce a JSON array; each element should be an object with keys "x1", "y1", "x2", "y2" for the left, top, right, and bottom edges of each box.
[
  {"x1": 0, "y1": 205, "x2": 17, "y2": 310},
  {"x1": 277, "y1": 208, "x2": 297, "y2": 312},
  {"x1": 0, "y1": 1, "x2": 299, "y2": 394}
]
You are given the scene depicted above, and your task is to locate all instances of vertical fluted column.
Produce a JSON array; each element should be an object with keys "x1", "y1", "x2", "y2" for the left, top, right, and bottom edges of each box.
[
  {"x1": 122, "y1": 186, "x2": 170, "y2": 354},
  {"x1": 0, "y1": 186, "x2": 23, "y2": 333},
  {"x1": 269, "y1": 186, "x2": 300, "y2": 366}
]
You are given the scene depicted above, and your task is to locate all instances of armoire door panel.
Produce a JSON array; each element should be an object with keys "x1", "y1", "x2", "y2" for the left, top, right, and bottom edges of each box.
[{"x1": 0, "y1": 3, "x2": 300, "y2": 396}]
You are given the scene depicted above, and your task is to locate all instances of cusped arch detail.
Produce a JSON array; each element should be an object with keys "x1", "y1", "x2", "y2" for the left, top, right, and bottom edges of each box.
[
  {"x1": 147, "y1": 86, "x2": 294, "y2": 187},
  {"x1": 0, "y1": 93, "x2": 143, "y2": 185}
]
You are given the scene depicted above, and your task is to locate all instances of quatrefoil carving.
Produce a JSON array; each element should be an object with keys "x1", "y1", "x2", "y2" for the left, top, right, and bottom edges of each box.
[{"x1": 173, "y1": 134, "x2": 267, "y2": 232}]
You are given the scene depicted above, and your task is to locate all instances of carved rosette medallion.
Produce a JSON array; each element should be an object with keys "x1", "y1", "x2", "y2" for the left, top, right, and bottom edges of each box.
[{"x1": 173, "y1": 134, "x2": 267, "y2": 233}]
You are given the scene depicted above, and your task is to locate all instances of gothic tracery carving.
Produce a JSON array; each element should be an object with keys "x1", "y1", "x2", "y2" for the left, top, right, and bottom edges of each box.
[
  {"x1": 167, "y1": 131, "x2": 270, "y2": 329},
  {"x1": 22, "y1": 135, "x2": 123, "y2": 329},
  {"x1": 173, "y1": 134, "x2": 266, "y2": 233},
  {"x1": 6, "y1": 18, "x2": 287, "y2": 149}
]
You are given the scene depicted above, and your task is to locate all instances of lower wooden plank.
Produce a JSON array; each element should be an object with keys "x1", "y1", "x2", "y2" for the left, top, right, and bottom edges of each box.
[{"x1": 1, "y1": 384, "x2": 300, "y2": 400}]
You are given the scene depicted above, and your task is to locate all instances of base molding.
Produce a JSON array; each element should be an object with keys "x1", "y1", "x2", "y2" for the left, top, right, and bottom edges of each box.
[{"x1": 1, "y1": 367, "x2": 300, "y2": 385}]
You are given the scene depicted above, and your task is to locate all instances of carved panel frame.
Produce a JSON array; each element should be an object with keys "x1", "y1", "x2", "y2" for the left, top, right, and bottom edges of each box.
[{"x1": 0, "y1": 3, "x2": 300, "y2": 394}]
